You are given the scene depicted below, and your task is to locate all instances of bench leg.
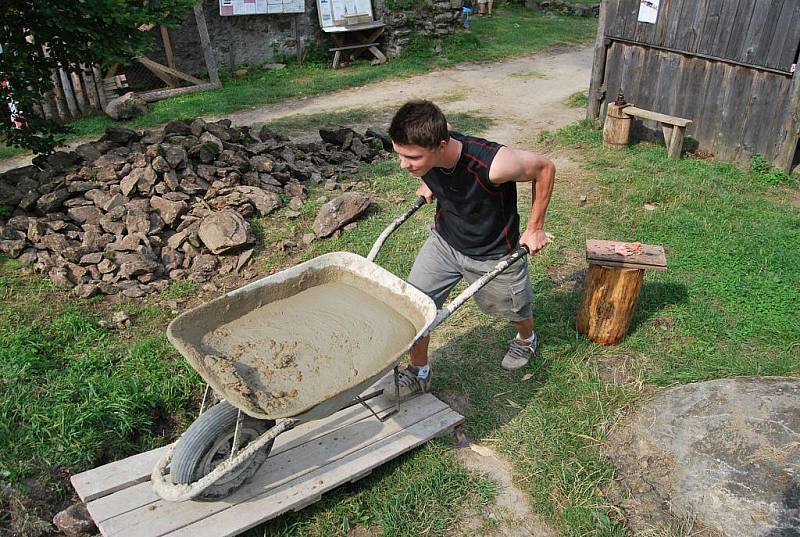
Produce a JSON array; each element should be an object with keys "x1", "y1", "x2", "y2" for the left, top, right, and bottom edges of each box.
[
  {"x1": 368, "y1": 45, "x2": 387, "y2": 64},
  {"x1": 661, "y1": 124, "x2": 673, "y2": 148},
  {"x1": 667, "y1": 125, "x2": 685, "y2": 159},
  {"x1": 332, "y1": 50, "x2": 341, "y2": 69}
]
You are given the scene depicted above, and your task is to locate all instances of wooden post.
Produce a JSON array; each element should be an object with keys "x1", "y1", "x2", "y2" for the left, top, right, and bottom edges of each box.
[
  {"x1": 587, "y1": 0, "x2": 610, "y2": 122},
  {"x1": 667, "y1": 125, "x2": 686, "y2": 159},
  {"x1": 577, "y1": 240, "x2": 667, "y2": 346},
  {"x1": 160, "y1": 26, "x2": 176, "y2": 70},
  {"x1": 92, "y1": 66, "x2": 109, "y2": 110},
  {"x1": 577, "y1": 265, "x2": 644, "y2": 346},
  {"x1": 194, "y1": 3, "x2": 221, "y2": 87},
  {"x1": 775, "y1": 49, "x2": 800, "y2": 172},
  {"x1": 602, "y1": 103, "x2": 632, "y2": 147}
]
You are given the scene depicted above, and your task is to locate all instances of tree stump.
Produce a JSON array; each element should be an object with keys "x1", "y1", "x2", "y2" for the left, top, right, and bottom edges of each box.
[
  {"x1": 603, "y1": 102, "x2": 632, "y2": 148},
  {"x1": 577, "y1": 240, "x2": 667, "y2": 346},
  {"x1": 577, "y1": 264, "x2": 644, "y2": 346}
]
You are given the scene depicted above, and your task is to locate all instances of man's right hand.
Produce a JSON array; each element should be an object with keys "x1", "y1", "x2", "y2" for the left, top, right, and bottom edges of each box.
[{"x1": 416, "y1": 182, "x2": 434, "y2": 204}]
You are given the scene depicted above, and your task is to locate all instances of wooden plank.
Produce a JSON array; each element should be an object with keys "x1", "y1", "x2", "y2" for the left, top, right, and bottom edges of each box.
[
  {"x1": 70, "y1": 71, "x2": 89, "y2": 115},
  {"x1": 713, "y1": 65, "x2": 753, "y2": 163},
  {"x1": 739, "y1": 0, "x2": 779, "y2": 66},
  {"x1": 675, "y1": 56, "x2": 707, "y2": 136},
  {"x1": 692, "y1": 60, "x2": 728, "y2": 156},
  {"x1": 696, "y1": 0, "x2": 724, "y2": 55},
  {"x1": 586, "y1": 240, "x2": 667, "y2": 270},
  {"x1": 775, "y1": 48, "x2": 800, "y2": 170},
  {"x1": 706, "y1": 0, "x2": 741, "y2": 60},
  {"x1": 166, "y1": 409, "x2": 463, "y2": 537},
  {"x1": 80, "y1": 68, "x2": 100, "y2": 111},
  {"x1": 160, "y1": 26, "x2": 176, "y2": 70},
  {"x1": 193, "y1": 4, "x2": 221, "y2": 87},
  {"x1": 96, "y1": 396, "x2": 453, "y2": 537},
  {"x1": 74, "y1": 392, "x2": 398, "y2": 504},
  {"x1": 762, "y1": 75, "x2": 793, "y2": 163},
  {"x1": 601, "y1": 41, "x2": 625, "y2": 110},
  {"x1": 724, "y1": 0, "x2": 757, "y2": 60},
  {"x1": 137, "y1": 83, "x2": 216, "y2": 103},
  {"x1": 86, "y1": 395, "x2": 410, "y2": 521},
  {"x1": 603, "y1": 0, "x2": 621, "y2": 38},
  {"x1": 652, "y1": 51, "x2": 682, "y2": 123},
  {"x1": 329, "y1": 42, "x2": 379, "y2": 52},
  {"x1": 137, "y1": 56, "x2": 180, "y2": 88},
  {"x1": 623, "y1": 106, "x2": 691, "y2": 127},
  {"x1": 57, "y1": 68, "x2": 80, "y2": 119},
  {"x1": 765, "y1": 1, "x2": 800, "y2": 71},
  {"x1": 92, "y1": 66, "x2": 109, "y2": 110},
  {"x1": 588, "y1": 0, "x2": 611, "y2": 121},
  {"x1": 661, "y1": 0, "x2": 687, "y2": 50},
  {"x1": 607, "y1": 0, "x2": 637, "y2": 38},
  {"x1": 675, "y1": 0, "x2": 710, "y2": 53}
]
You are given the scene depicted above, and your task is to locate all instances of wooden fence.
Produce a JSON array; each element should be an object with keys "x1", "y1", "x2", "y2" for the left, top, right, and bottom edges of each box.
[{"x1": 588, "y1": 0, "x2": 800, "y2": 171}]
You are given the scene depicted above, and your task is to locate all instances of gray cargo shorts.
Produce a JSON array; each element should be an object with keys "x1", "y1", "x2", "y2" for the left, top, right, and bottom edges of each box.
[{"x1": 408, "y1": 227, "x2": 533, "y2": 322}]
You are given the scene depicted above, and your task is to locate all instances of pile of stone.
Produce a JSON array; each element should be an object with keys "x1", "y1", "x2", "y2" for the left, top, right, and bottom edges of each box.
[{"x1": 0, "y1": 118, "x2": 392, "y2": 298}]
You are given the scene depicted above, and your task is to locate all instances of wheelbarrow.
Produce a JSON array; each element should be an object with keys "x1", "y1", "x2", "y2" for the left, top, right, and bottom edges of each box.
[{"x1": 151, "y1": 196, "x2": 529, "y2": 502}]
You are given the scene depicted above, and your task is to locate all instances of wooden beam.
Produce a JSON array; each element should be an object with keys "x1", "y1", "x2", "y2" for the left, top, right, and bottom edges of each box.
[
  {"x1": 775, "y1": 50, "x2": 800, "y2": 171},
  {"x1": 92, "y1": 66, "x2": 109, "y2": 110},
  {"x1": 137, "y1": 82, "x2": 216, "y2": 103},
  {"x1": 587, "y1": 0, "x2": 610, "y2": 122},
  {"x1": 58, "y1": 68, "x2": 80, "y2": 118},
  {"x1": 160, "y1": 26, "x2": 176, "y2": 70},
  {"x1": 137, "y1": 56, "x2": 205, "y2": 86},
  {"x1": 194, "y1": 3, "x2": 221, "y2": 87},
  {"x1": 137, "y1": 56, "x2": 179, "y2": 88},
  {"x1": 622, "y1": 105, "x2": 693, "y2": 127}
]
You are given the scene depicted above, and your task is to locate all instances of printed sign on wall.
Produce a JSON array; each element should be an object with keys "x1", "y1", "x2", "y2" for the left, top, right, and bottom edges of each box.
[
  {"x1": 637, "y1": 0, "x2": 660, "y2": 24},
  {"x1": 220, "y1": 0, "x2": 305, "y2": 16}
]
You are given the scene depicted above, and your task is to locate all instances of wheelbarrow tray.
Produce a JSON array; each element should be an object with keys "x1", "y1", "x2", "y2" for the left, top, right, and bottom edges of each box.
[{"x1": 167, "y1": 252, "x2": 436, "y2": 422}]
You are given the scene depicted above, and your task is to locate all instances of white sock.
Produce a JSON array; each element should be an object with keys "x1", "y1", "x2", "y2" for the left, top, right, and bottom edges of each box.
[{"x1": 516, "y1": 332, "x2": 536, "y2": 344}]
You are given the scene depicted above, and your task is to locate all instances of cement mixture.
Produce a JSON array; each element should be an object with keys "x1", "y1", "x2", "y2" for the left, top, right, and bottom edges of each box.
[{"x1": 201, "y1": 281, "x2": 416, "y2": 415}]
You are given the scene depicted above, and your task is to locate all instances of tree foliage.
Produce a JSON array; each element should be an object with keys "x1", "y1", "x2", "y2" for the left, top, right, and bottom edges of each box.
[{"x1": 1, "y1": 0, "x2": 198, "y2": 154}]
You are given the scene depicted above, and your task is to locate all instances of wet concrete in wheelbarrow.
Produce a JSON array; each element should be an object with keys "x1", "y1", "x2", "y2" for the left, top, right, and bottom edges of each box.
[{"x1": 201, "y1": 281, "x2": 416, "y2": 415}]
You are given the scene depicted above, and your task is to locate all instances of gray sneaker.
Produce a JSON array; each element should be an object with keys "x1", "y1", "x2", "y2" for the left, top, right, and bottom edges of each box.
[
  {"x1": 381, "y1": 366, "x2": 431, "y2": 402},
  {"x1": 501, "y1": 334, "x2": 537, "y2": 370}
]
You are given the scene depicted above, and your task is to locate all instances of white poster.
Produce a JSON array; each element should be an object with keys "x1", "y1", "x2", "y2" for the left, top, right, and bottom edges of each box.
[
  {"x1": 637, "y1": 0, "x2": 660, "y2": 24},
  {"x1": 220, "y1": 0, "x2": 305, "y2": 16}
]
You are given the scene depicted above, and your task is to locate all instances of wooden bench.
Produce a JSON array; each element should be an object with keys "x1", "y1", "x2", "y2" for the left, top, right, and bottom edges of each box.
[
  {"x1": 325, "y1": 21, "x2": 387, "y2": 69},
  {"x1": 604, "y1": 100, "x2": 693, "y2": 159},
  {"x1": 577, "y1": 240, "x2": 667, "y2": 346}
]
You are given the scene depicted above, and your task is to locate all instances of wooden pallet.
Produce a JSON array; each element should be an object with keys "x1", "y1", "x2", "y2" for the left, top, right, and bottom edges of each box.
[{"x1": 71, "y1": 394, "x2": 462, "y2": 537}]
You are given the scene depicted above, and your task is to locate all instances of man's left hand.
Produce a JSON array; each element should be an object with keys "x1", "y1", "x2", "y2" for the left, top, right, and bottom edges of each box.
[{"x1": 520, "y1": 229, "x2": 553, "y2": 255}]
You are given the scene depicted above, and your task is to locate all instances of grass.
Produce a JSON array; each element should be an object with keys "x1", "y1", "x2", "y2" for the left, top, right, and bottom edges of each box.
[
  {"x1": 0, "y1": 4, "x2": 596, "y2": 161},
  {"x1": 565, "y1": 90, "x2": 589, "y2": 108},
  {"x1": 4, "y1": 88, "x2": 796, "y2": 536}
]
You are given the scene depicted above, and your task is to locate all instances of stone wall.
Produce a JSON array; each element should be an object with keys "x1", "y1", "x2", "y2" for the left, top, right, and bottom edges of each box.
[
  {"x1": 167, "y1": 0, "x2": 325, "y2": 75},
  {"x1": 160, "y1": 0, "x2": 466, "y2": 76}
]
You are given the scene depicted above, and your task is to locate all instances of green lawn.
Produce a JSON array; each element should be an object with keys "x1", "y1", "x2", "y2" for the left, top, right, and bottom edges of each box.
[
  {"x1": 0, "y1": 4, "x2": 596, "y2": 161},
  {"x1": 3, "y1": 114, "x2": 798, "y2": 536}
]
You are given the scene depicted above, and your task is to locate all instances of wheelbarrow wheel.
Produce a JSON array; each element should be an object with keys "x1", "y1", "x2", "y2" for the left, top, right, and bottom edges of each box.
[{"x1": 169, "y1": 400, "x2": 275, "y2": 500}]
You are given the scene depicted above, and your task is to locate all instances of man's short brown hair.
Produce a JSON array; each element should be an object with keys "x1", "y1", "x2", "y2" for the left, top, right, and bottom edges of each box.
[{"x1": 389, "y1": 100, "x2": 449, "y2": 150}]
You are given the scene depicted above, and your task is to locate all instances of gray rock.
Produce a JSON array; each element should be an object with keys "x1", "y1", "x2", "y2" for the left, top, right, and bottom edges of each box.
[
  {"x1": 250, "y1": 155, "x2": 274, "y2": 173},
  {"x1": 150, "y1": 196, "x2": 188, "y2": 226},
  {"x1": 104, "y1": 91, "x2": 148, "y2": 120},
  {"x1": 189, "y1": 253, "x2": 220, "y2": 283},
  {"x1": 200, "y1": 132, "x2": 224, "y2": 155},
  {"x1": 36, "y1": 189, "x2": 71, "y2": 213},
  {"x1": 190, "y1": 118, "x2": 207, "y2": 137},
  {"x1": 68, "y1": 206, "x2": 103, "y2": 225},
  {"x1": 197, "y1": 209, "x2": 254, "y2": 254},
  {"x1": 118, "y1": 254, "x2": 160, "y2": 279},
  {"x1": 37, "y1": 233, "x2": 69, "y2": 252},
  {"x1": 313, "y1": 192, "x2": 371, "y2": 238},
  {"x1": 102, "y1": 127, "x2": 141, "y2": 145},
  {"x1": 151, "y1": 156, "x2": 171, "y2": 173},
  {"x1": 164, "y1": 119, "x2": 193, "y2": 136},
  {"x1": 53, "y1": 501, "x2": 98, "y2": 537},
  {"x1": 98, "y1": 259, "x2": 117, "y2": 274},
  {"x1": 49, "y1": 267, "x2": 75, "y2": 288},
  {"x1": 163, "y1": 144, "x2": 188, "y2": 168},
  {"x1": 0, "y1": 181, "x2": 24, "y2": 206},
  {"x1": 606, "y1": 377, "x2": 800, "y2": 537},
  {"x1": 234, "y1": 186, "x2": 281, "y2": 216},
  {"x1": 125, "y1": 209, "x2": 150, "y2": 235}
]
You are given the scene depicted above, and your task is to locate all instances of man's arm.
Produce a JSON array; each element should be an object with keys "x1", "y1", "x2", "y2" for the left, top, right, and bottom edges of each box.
[{"x1": 488, "y1": 147, "x2": 555, "y2": 254}]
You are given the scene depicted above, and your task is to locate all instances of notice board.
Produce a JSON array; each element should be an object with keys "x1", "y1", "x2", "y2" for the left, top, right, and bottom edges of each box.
[
  {"x1": 317, "y1": 0, "x2": 374, "y2": 29},
  {"x1": 220, "y1": 0, "x2": 305, "y2": 16}
]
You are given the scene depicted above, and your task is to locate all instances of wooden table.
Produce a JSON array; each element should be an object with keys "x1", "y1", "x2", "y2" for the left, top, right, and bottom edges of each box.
[
  {"x1": 324, "y1": 21, "x2": 387, "y2": 69},
  {"x1": 576, "y1": 239, "x2": 667, "y2": 346}
]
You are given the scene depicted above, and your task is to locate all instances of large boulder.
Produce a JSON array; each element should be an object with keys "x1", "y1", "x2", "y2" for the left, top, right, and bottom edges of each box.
[
  {"x1": 104, "y1": 91, "x2": 148, "y2": 120},
  {"x1": 606, "y1": 377, "x2": 800, "y2": 537},
  {"x1": 313, "y1": 192, "x2": 371, "y2": 237},
  {"x1": 198, "y1": 209, "x2": 254, "y2": 254}
]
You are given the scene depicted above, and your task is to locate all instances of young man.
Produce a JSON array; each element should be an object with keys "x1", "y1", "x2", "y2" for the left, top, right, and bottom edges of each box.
[{"x1": 384, "y1": 100, "x2": 555, "y2": 400}]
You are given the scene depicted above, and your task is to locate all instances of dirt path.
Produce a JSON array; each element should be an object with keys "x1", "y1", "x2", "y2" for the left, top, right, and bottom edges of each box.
[
  {"x1": 0, "y1": 46, "x2": 591, "y2": 173},
  {"x1": 222, "y1": 45, "x2": 593, "y2": 147}
]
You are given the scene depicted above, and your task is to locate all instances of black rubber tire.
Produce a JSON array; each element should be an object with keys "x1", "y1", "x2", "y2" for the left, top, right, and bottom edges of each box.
[{"x1": 169, "y1": 401, "x2": 275, "y2": 500}]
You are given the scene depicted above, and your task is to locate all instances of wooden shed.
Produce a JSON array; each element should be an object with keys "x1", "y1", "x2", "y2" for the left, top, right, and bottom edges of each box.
[{"x1": 587, "y1": 0, "x2": 800, "y2": 171}]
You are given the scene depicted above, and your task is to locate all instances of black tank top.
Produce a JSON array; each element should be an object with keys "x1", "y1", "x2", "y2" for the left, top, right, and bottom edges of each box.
[{"x1": 422, "y1": 132, "x2": 519, "y2": 260}]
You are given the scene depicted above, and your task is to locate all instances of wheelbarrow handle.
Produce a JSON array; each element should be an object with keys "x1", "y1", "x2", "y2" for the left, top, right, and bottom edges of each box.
[
  {"x1": 366, "y1": 195, "x2": 428, "y2": 262},
  {"x1": 414, "y1": 244, "x2": 530, "y2": 343}
]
